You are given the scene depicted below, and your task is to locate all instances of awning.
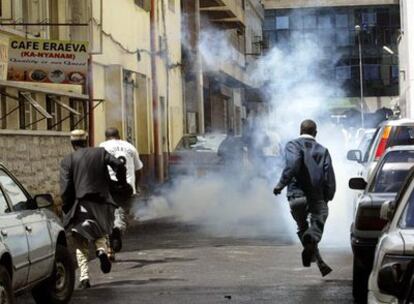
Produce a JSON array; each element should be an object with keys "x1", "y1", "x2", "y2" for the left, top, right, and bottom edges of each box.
[{"x1": 0, "y1": 80, "x2": 89, "y2": 100}]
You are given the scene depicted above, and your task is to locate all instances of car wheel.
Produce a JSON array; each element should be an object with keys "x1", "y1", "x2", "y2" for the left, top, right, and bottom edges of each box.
[
  {"x1": 32, "y1": 245, "x2": 75, "y2": 304},
  {"x1": 0, "y1": 265, "x2": 15, "y2": 304},
  {"x1": 352, "y1": 257, "x2": 369, "y2": 303}
]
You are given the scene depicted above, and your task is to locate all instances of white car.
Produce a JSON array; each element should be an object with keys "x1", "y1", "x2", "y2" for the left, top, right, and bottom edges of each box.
[
  {"x1": 0, "y1": 164, "x2": 74, "y2": 304},
  {"x1": 368, "y1": 167, "x2": 414, "y2": 303}
]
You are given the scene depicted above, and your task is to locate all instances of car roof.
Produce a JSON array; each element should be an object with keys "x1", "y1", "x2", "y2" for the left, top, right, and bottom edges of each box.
[{"x1": 379, "y1": 119, "x2": 414, "y2": 127}]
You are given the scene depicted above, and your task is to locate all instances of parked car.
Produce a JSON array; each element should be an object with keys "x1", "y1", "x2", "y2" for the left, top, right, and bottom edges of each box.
[
  {"x1": 368, "y1": 166, "x2": 414, "y2": 304},
  {"x1": 349, "y1": 146, "x2": 414, "y2": 302},
  {"x1": 348, "y1": 119, "x2": 414, "y2": 179},
  {"x1": 0, "y1": 164, "x2": 74, "y2": 304},
  {"x1": 168, "y1": 133, "x2": 228, "y2": 176}
]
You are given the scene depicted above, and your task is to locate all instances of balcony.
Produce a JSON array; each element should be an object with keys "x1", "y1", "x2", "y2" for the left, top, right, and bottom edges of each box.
[{"x1": 200, "y1": 0, "x2": 245, "y2": 29}]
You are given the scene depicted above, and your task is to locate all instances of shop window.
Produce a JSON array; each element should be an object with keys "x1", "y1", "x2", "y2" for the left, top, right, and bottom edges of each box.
[
  {"x1": 335, "y1": 14, "x2": 348, "y2": 28},
  {"x1": 70, "y1": 99, "x2": 88, "y2": 131},
  {"x1": 276, "y1": 16, "x2": 289, "y2": 30}
]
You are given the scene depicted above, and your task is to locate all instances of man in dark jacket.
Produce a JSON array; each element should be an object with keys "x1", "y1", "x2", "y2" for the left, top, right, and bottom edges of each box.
[
  {"x1": 60, "y1": 129, "x2": 127, "y2": 289},
  {"x1": 273, "y1": 120, "x2": 336, "y2": 275}
]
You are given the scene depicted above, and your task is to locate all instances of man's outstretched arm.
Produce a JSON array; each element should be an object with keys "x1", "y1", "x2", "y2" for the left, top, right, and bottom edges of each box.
[{"x1": 274, "y1": 141, "x2": 302, "y2": 195}]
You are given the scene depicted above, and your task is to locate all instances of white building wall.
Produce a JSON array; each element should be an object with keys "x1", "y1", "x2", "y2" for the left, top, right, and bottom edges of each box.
[{"x1": 399, "y1": 0, "x2": 414, "y2": 118}]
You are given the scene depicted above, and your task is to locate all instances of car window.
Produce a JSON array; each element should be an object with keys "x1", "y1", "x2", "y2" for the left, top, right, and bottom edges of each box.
[
  {"x1": 0, "y1": 188, "x2": 10, "y2": 214},
  {"x1": 389, "y1": 126, "x2": 414, "y2": 146},
  {"x1": 358, "y1": 132, "x2": 375, "y2": 161},
  {"x1": 371, "y1": 150, "x2": 414, "y2": 193},
  {"x1": 365, "y1": 127, "x2": 381, "y2": 162},
  {"x1": 0, "y1": 170, "x2": 29, "y2": 211}
]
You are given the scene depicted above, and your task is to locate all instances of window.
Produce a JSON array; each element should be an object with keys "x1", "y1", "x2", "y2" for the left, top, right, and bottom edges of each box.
[
  {"x1": 264, "y1": 16, "x2": 275, "y2": 30},
  {"x1": 362, "y1": 11, "x2": 377, "y2": 27},
  {"x1": 276, "y1": 16, "x2": 289, "y2": 30},
  {"x1": 0, "y1": 189, "x2": 10, "y2": 214},
  {"x1": 336, "y1": 31, "x2": 351, "y2": 46},
  {"x1": 290, "y1": 14, "x2": 303, "y2": 30},
  {"x1": 318, "y1": 15, "x2": 332, "y2": 29},
  {"x1": 0, "y1": 170, "x2": 29, "y2": 211},
  {"x1": 364, "y1": 64, "x2": 380, "y2": 80},
  {"x1": 19, "y1": 94, "x2": 37, "y2": 130},
  {"x1": 335, "y1": 66, "x2": 351, "y2": 80},
  {"x1": 0, "y1": 0, "x2": 12, "y2": 19},
  {"x1": 335, "y1": 14, "x2": 348, "y2": 28},
  {"x1": 303, "y1": 15, "x2": 317, "y2": 29},
  {"x1": 46, "y1": 95, "x2": 62, "y2": 131},
  {"x1": 371, "y1": 150, "x2": 414, "y2": 193}
]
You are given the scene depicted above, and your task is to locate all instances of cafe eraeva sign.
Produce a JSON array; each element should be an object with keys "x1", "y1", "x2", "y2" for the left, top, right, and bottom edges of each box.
[{"x1": 7, "y1": 38, "x2": 88, "y2": 85}]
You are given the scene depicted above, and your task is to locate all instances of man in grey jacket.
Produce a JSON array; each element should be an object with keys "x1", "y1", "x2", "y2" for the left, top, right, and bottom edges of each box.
[
  {"x1": 60, "y1": 130, "x2": 127, "y2": 289},
  {"x1": 273, "y1": 120, "x2": 336, "y2": 276}
]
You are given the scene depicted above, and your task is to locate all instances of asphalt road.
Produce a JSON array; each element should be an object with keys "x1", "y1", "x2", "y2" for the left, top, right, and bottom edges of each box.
[{"x1": 18, "y1": 221, "x2": 353, "y2": 304}]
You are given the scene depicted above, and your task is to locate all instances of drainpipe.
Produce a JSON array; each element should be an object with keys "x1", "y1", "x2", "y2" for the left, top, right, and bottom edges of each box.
[
  {"x1": 150, "y1": 0, "x2": 164, "y2": 182},
  {"x1": 195, "y1": 0, "x2": 205, "y2": 134},
  {"x1": 87, "y1": 55, "x2": 94, "y2": 146}
]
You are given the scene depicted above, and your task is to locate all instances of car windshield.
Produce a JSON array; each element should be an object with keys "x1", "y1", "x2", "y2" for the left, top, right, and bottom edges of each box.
[{"x1": 372, "y1": 150, "x2": 414, "y2": 193}]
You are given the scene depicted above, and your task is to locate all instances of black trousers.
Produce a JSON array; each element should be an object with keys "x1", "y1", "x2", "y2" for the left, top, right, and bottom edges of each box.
[{"x1": 288, "y1": 196, "x2": 329, "y2": 245}]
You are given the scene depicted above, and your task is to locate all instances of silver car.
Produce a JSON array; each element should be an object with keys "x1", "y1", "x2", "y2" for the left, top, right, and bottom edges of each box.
[
  {"x1": 0, "y1": 164, "x2": 74, "y2": 304},
  {"x1": 368, "y1": 167, "x2": 414, "y2": 303}
]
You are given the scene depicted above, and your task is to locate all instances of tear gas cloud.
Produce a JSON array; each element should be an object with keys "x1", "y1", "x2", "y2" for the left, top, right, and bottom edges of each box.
[{"x1": 134, "y1": 21, "x2": 356, "y2": 248}]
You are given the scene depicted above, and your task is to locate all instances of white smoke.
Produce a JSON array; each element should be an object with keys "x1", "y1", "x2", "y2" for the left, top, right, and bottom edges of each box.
[{"x1": 133, "y1": 18, "x2": 356, "y2": 248}]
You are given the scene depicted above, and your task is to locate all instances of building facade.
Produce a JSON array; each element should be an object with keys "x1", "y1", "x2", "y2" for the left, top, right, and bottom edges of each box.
[
  {"x1": 0, "y1": 0, "x2": 185, "y2": 197},
  {"x1": 263, "y1": 0, "x2": 400, "y2": 113},
  {"x1": 182, "y1": 0, "x2": 264, "y2": 136},
  {"x1": 398, "y1": 0, "x2": 414, "y2": 118}
]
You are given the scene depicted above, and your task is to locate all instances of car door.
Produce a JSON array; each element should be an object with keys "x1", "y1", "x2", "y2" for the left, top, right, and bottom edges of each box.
[
  {"x1": 0, "y1": 186, "x2": 30, "y2": 289},
  {"x1": 0, "y1": 169, "x2": 54, "y2": 283}
]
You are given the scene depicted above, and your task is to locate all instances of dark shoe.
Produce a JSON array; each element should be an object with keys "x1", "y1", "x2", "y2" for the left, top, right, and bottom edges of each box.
[
  {"x1": 97, "y1": 250, "x2": 112, "y2": 274},
  {"x1": 78, "y1": 279, "x2": 91, "y2": 289},
  {"x1": 301, "y1": 235, "x2": 315, "y2": 268},
  {"x1": 110, "y1": 228, "x2": 123, "y2": 253},
  {"x1": 314, "y1": 249, "x2": 332, "y2": 277}
]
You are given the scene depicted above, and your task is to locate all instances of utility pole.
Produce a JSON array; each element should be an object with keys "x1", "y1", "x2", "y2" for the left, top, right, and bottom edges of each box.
[{"x1": 355, "y1": 25, "x2": 365, "y2": 129}]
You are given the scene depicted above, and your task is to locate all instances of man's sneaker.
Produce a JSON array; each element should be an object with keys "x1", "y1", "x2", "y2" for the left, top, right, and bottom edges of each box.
[
  {"x1": 96, "y1": 250, "x2": 112, "y2": 274},
  {"x1": 78, "y1": 279, "x2": 91, "y2": 289}
]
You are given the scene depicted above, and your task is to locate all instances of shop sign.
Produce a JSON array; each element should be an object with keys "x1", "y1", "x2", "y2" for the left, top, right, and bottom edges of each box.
[{"x1": 8, "y1": 38, "x2": 88, "y2": 85}]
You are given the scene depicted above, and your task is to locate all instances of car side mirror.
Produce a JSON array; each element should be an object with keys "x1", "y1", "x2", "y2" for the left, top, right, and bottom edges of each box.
[
  {"x1": 349, "y1": 177, "x2": 367, "y2": 190},
  {"x1": 347, "y1": 150, "x2": 362, "y2": 163},
  {"x1": 34, "y1": 194, "x2": 54, "y2": 209},
  {"x1": 378, "y1": 262, "x2": 404, "y2": 297},
  {"x1": 380, "y1": 200, "x2": 395, "y2": 221}
]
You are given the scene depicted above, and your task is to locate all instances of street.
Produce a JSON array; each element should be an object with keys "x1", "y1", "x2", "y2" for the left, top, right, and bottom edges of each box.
[{"x1": 20, "y1": 220, "x2": 353, "y2": 304}]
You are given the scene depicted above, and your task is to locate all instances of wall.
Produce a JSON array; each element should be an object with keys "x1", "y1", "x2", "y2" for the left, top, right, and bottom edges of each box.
[{"x1": 0, "y1": 130, "x2": 72, "y2": 204}]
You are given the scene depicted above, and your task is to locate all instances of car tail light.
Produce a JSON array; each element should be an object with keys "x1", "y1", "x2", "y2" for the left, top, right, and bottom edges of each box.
[
  {"x1": 168, "y1": 155, "x2": 182, "y2": 164},
  {"x1": 355, "y1": 207, "x2": 388, "y2": 231},
  {"x1": 375, "y1": 126, "x2": 392, "y2": 160}
]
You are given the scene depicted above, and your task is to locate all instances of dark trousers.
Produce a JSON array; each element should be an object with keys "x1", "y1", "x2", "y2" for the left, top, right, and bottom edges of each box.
[{"x1": 288, "y1": 196, "x2": 329, "y2": 245}]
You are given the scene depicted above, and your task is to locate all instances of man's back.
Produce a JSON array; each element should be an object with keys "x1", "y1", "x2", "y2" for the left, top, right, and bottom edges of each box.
[
  {"x1": 281, "y1": 136, "x2": 335, "y2": 201},
  {"x1": 100, "y1": 139, "x2": 143, "y2": 193},
  {"x1": 61, "y1": 147, "x2": 113, "y2": 202}
]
